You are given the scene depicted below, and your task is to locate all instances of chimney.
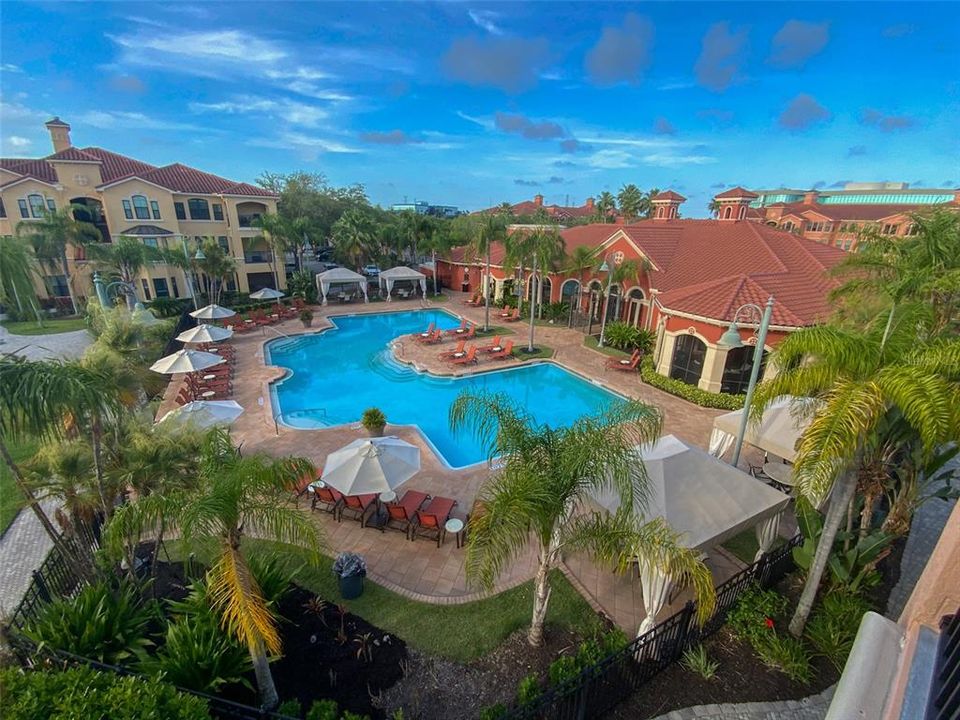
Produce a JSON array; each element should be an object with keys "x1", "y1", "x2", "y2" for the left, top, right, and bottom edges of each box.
[
  {"x1": 45, "y1": 117, "x2": 72, "y2": 153},
  {"x1": 585, "y1": 197, "x2": 595, "y2": 209},
  {"x1": 650, "y1": 190, "x2": 686, "y2": 221},
  {"x1": 803, "y1": 190, "x2": 819, "y2": 205},
  {"x1": 534, "y1": 194, "x2": 544, "y2": 207}
]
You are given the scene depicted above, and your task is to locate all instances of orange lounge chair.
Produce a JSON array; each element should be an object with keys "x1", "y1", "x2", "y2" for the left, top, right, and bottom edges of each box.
[
  {"x1": 504, "y1": 307, "x2": 521, "y2": 322},
  {"x1": 605, "y1": 350, "x2": 642, "y2": 371},
  {"x1": 411, "y1": 322, "x2": 436, "y2": 340},
  {"x1": 462, "y1": 292, "x2": 481, "y2": 306},
  {"x1": 420, "y1": 329, "x2": 444, "y2": 344},
  {"x1": 479, "y1": 336, "x2": 503, "y2": 352},
  {"x1": 311, "y1": 485, "x2": 344, "y2": 515},
  {"x1": 339, "y1": 493, "x2": 378, "y2": 526},
  {"x1": 446, "y1": 319, "x2": 468, "y2": 335},
  {"x1": 293, "y1": 297, "x2": 306, "y2": 310},
  {"x1": 449, "y1": 346, "x2": 478, "y2": 365},
  {"x1": 488, "y1": 340, "x2": 514, "y2": 360},
  {"x1": 438, "y1": 340, "x2": 467, "y2": 360},
  {"x1": 383, "y1": 490, "x2": 430, "y2": 538},
  {"x1": 414, "y1": 495, "x2": 458, "y2": 546}
]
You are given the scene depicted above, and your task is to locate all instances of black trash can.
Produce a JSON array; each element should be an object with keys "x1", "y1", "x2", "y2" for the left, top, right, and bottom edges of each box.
[{"x1": 339, "y1": 573, "x2": 364, "y2": 599}]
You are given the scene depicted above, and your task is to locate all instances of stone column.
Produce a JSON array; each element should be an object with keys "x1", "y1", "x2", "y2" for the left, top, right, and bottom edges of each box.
[
  {"x1": 655, "y1": 332, "x2": 677, "y2": 376},
  {"x1": 698, "y1": 343, "x2": 727, "y2": 393}
]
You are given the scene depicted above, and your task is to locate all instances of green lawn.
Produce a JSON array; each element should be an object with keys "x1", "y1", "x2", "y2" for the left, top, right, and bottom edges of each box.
[
  {"x1": 1, "y1": 317, "x2": 88, "y2": 336},
  {"x1": 0, "y1": 438, "x2": 37, "y2": 533},
  {"x1": 512, "y1": 344, "x2": 555, "y2": 361},
  {"x1": 474, "y1": 325, "x2": 513, "y2": 338},
  {"x1": 583, "y1": 336, "x2": 631, "y2": 358},
  {"x1": 168, "y1": 539, "x2": 598, "y2": 662}
]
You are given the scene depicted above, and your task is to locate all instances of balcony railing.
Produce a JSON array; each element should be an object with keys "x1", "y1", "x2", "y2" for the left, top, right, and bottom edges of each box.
[
  {"x1": 244, "y1": 251, "x2": 273, "y2": 264},
  {"x1": 238, "y1": 213, "x2": 263, "y2": 228}
]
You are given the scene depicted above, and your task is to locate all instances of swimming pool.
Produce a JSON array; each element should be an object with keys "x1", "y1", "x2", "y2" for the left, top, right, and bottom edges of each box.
[{"x1": 266, "y1": 309, "x2": 625, "y2": 468}]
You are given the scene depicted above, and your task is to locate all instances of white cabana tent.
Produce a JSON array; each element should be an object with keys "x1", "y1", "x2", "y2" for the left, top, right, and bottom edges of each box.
[
  {"x1": 709, "y1": 396, "x2": 810, "y2": 462},
  {"x1": 315, "y1": 267, "x2": 368, "y2": 306},
  {"x1": 591, "y1": 434, "x2": 790, "y2": 635},
  {"x1": 378, "y1": 266, "x2": 427, "y2": 301}
]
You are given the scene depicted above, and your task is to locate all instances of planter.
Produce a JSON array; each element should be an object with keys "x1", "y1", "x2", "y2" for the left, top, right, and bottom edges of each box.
[
  {"x1": 367, "y1": 425, "x2": 385, "y2": 438},
  {"x1": 301, "y1": 319, "x2": 312, "y2": 328},
  {"x1": 338, "y1": 573, "x2": 364, "y2": 599}
]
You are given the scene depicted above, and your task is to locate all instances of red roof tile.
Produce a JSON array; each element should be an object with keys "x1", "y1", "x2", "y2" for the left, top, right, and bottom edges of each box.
[
  {"x1": 80, "y1": 147, "x2": 157, "y2": 183},
  {"x1": 46, "y1": 147, "x2": 100, "y2": 162},
  {"x1": 763, "y1": 202, "x2": 932, "y2": 222},
  {"x1": 481, "y1": 197, "x2": 600, "y2": 219},
  {"x1": 0, "y1": 158, "x2": 57, "y2": 185},
  {"x1": 714, "y1": 186, "x2": 759, "y2": 200},
  {"x1": 652, "y1": 190, "x2": 686, "y2": 202}
]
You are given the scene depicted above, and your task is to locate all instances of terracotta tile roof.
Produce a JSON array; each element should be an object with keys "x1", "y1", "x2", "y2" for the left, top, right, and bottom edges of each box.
[
  {"x1": 45, "y1": 117, "x2": 70, "y2": 127},
  {"x1": 101, "y1": 163, "x2": 277, "y2": 198},
  {"x1": 714, "y1": 186, "x2": 759, "y2": 200},
  {"x1": 481, "y1": 198, "x2": 599, "y2": 219},
  {"x1": 80, "y1": 147, "x2": 157, "y2": 183},
  {"x1": 46, "y1": 147, "x2": 101, "y2": 162},
  {"x1": 764, "y1": 202, "x2": 932, "y2": 222},
  {"x1": 652, "y1": 190, "x2": 686, "y2": 202},
  {"x1": 0, "y1": 158, "x2": 58, "y2": 185}
]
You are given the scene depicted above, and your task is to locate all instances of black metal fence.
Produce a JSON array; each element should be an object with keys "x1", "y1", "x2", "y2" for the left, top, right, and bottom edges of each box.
[
  {"x1": 6, "y1": 536, "x2": 86, "y2": 633},
  {"x1": 502, "y1": 535, "x2": 803, "y2": 720}
]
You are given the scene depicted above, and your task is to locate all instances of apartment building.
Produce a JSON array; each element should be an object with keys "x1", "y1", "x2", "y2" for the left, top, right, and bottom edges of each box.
[{"x1": 0, "y1": 118, "x2": 284, "y2": 309}]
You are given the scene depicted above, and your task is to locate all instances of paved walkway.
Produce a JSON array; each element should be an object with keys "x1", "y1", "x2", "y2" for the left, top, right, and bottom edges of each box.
[
  {"x1": 0, "y1": 326, "x2": 92, "y2": 361},
  {"x1": 651, "y1": 686, "x2": 835, "y2": 720},
  {"x1": 0, "y1": 499, "x2": 57, "y2": 615}
]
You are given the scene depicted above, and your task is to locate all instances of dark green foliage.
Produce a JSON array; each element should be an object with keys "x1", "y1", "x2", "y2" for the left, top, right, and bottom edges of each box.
[
  {"x1": 277, "y1": 699, "x2": 303, "y2": 718},
  {"x1": 478, "y1": 703, "x2": 508, "y2": 720},
  {"x1": 727, "y1": 583, "x2": 788, "y2": 645},
  {"x1": 515, "y1": 673, "x2": 541, "y2": 706},
  {"x1": 0, "y1": 665, "x2": 211, "y2": 719},
  {"x1": 805, "y1": 591, "x2": 871, "y2": 671},
  {"x1": 360, "y1": 407, "x2": 386, "y2": 431},
  {"x1": 600, "y1": 627, "x2": 629, "y2": 656},
  {"x1": 287, "y1": 270, "x2": 319, "y2": 304},
  {"x1": 306, "y1": 699, "x2": 339, "y2": 720},
  {"x1": 542, "y1": 301, "x2": 569, "y2": 322},
  {"x1": 339, "y1": 713, "x2": 370, "y2": 720},
  {"x1": 147, "y1": 297, "x2": 193, "y2": 318},
  {"x1": 548, "y1": 654, "x2": 580, "y2": 685},
  {"x1": 602, "y1": 322, "x2": 655, "y2": 353},
  {"x1": 24, "y1": 580, "x2": 154, "y2": 665},
  {"x1": 753, "y1": 632, "x2": 814, "y2": 683},
  {"x1": 575, "y1": 637, "x2": 604, "y2": 669},
  {"x1": 639, "y1": 358, "x2": 745, "y2": 410},
  {"x1": 249, "y1": 552, "x2": 295, "y2": 605}
]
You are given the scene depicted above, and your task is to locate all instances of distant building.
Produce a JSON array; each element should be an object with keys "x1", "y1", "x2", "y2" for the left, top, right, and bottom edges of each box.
[
  {"x1": 481, "y1": 194, "x2": 604, "y2": 221},
  {"x1": 747, "y1": 182, "x2": 960, "y2": 250},
  {"x1": 389, "y1": 200, "x2": 462, "y2": 218}
]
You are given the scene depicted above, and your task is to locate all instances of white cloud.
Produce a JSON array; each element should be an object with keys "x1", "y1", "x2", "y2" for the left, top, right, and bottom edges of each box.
[
  {"x1": 468, "y1": 9, "x2": 503, "y2": 35},
  {"x1": 76, "y1": 110, "x2": 205, "y2": 132},
  {"x1": 249, "y1": 131, "x2": 361, "y2": 159},
  {"x1": 1, "y1": 63, "x2": 24, "y2": 74},
  {"x1": 640, "y1": 152, "x2": 716, "y2": 167},
  {"x1": 189, "y1": 96, "x2": 330, "y2": 127},
  {"x1": 455, "y1": 110, "x2": 493, "y2": 130},
  {"x1": 7, "y1": 135, "x2": 31, "y2": 149}
]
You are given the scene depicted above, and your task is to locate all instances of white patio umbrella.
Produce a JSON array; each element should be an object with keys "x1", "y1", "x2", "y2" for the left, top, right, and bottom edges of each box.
[
  {"x1": 249, "y1": 288, "x2": 285, "y2": 300},
  {"x1": 190, "y1": 303, "x2": 237, "y2": 320},
  {"x1": 176, "y1": 324, "x2": 234, "y2": 344},
  {"x1": 321, "y1": 436, "x2": 420, "y2": 496},
  {"x1": 149, "y1": 349, "x2": 224, "y2": 375},
  {"x1": 159, "y1": 400, "x2": 244, "y2": 429}
]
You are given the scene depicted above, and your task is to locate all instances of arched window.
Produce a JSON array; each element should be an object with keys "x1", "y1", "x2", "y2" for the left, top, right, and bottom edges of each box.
[
  {"x1": 27, "y1": 194, "x2": 45, "y2": 218},
  {"x1": 782, "y1": 221, "x2": 794, "y2": 231},
  {"x1": 560, "y1": 279, "x2": 580, "y2": 300},
  {"x1": 188, "y1": 198, "x2": 211, "y2": 220},
  {"x1": 738, "y1": 206, "x2": 746, "y2": 220},
  {"x1": 723, "y1": 206, "x2": 733, "y2": 220},
  {"x1": 132, "y1": 195, "x2": 150, "y2": 220},
  {"x1": 605, "y1": 284, "x2": 622, "y2": 322},
  {"x1": 656, "y1": 207, "x2": 664, "y2": 219},
  {"x1": 670, "y1": 334, "x2": 706, "y2": 386},
  {"x1": 721, "y1": 346, "x2": 768, "y2": 394}
]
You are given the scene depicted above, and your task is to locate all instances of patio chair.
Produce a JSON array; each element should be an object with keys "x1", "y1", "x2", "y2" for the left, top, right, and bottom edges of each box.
[
  {"x1": 417, "y1": 329, "x2": 443, "y2": 344},
  {"x1": 311, "y1": 485, "x2": 345, "y2": 516},
  {"x1": 488, "y1": 341, "x2": 514, "y2": 360},
  {"x1": 449, "y1": 346, "x2": 478, "y2": 365},
  {"x1": 479, "y1": 336, "x2": 502, "y2": 352},
  {"x1": 382, "y1": 490, "x2": 430, "y2": 538},
  {"x1": 411, "y1": 322, "x2": 435, "y2": 340},
  {"x1": 462, "y1": 292, "x2": 480, "y2": 306},
  {"x1": 504, "y1": 307, "x2": 522, "y2": 322},
  {"x1": 289, "y1": 472, "x2": 316, "y2": 505},
  {"x1": 605, "y1": 350, "x2": 642, "y2": 372},
  {"x1": 446, "y1": 319, "x2": 468, "y2": 335},
  {"x1": 340, "y1": 493, "x2": 378, "y2": 526},
  {"x1": 397, "y1": 288, "x2": 412, "y2": 299},
  {"x1": 293, "y1": 297, "x2": 306, "y2": 310},
  {"x1": 414, "y1": 495, "x2": 458, "y2": 546},
  {"x1": 438, "y1": 340, "x2": 467, "y2": 360}
]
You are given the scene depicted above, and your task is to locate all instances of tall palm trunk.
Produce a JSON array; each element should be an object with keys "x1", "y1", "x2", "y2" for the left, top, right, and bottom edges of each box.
[
  {"x1": 230, "y1": 543, "x2": 280, "y2": 709},
  {"x1": 483, "y1": 246, "x2": 491, "y2": 331},
  {"x1": 527, "y1": 258, "x2": 538, "y2": 352},
  {"x1": 529, "y1": 534, "x2": 560, "y2": 646},
  {"x1": 60, "y1": 248, "x2": 79, "y2": 315},
  {"x1": 789, "y1": 467, "x2": 858, "y2": 637},
  {"x1": 431, "y1": 249, "x2": 439, "y2": 296},
  {"x1": 90, "y1": 418, "x2": 113, "y2": 519}
]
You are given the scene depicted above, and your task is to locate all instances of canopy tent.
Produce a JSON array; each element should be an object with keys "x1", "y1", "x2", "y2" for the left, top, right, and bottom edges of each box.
[
  {"x1": 709, "y1": 396, "x2": 810, "y2": 462},
  {"x1": 378, "y1": 266, "x2": 427, "y2": 301},
  {"x1": 591, "y1": 434, "x2": 790, "y2": 635},
  {"x1": 315, "y1": 267, "x2": 368, "y2": 306}
]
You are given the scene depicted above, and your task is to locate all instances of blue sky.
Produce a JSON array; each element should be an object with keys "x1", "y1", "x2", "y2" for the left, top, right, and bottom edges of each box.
[{"x1": 2, "y1": 1, "x2": 958, "y2": 216}]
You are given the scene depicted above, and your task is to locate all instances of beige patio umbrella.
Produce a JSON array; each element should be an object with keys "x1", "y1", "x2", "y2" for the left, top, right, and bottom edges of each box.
[
  {"x1": 190, "y1": 303, "x2": 236, "y2": 320},
  {"x1": 176, "y1": 324, "x2": 234, "y2": 344},
  {"x1": 321, "y1": 436, "x2": 420, "y2": 495},
  {"x1": 159, "y1": 400, "x2": 244, "y2": 429},
  {"x1": 249, "y1": 288, "x2": 285, "y2": 300},
  {"x1": 149, "y1": 349, "x2": 224, "y2": 375}
]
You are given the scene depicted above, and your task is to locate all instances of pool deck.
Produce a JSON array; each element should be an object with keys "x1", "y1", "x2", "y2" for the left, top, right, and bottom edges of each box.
[{"x1": 157, "y1": 294, "x2": 779, "y2": 633}]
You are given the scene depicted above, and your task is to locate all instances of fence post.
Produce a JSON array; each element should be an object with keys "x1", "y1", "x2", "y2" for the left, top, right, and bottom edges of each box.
[
  {"x1": 676, "y1": 601, "x2": 697, "y2": 660},
  {"x1": 32, "y1": 570, "x2": 52, "y2": 603}
]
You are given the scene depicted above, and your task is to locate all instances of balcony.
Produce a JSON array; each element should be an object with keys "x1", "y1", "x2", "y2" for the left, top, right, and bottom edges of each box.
[
  {"x1": 238, "y1": 213, "x2": 263, "y2": 228},
  {"x1": 244, "y1": 251, "x2": 274, "y2": 264}
]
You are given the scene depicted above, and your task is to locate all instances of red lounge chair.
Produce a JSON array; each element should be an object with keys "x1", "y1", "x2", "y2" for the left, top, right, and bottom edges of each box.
[
  {"x1": 446, "y1": 319, "x2": 468, "y2": 335},
  {"x1": 462, "y1": 292, "x2": 480, "y2": 306},
  {"x1": 449, "y1": 346, "x2": 478, "y2": 365},
  {"x1": 311, "y1": 485, "x2": 344, "y2": 515},
  {"x1": 438, "y1": 340, "x2": 467, "y2": 360},
  {"x1": 605, "y1": 350, "x2": 642, "y2": 371},
  {"x1": 230, "y1": 321, "x2": 255, "y2": 334},
  {"x1": 383, "y1": 490, "x2": 430, "y2": 538},
  {"x1": 488, "y1": 341, "x2": 514, "y2": 360},
  {"x1": 340, "y1": 493, "x2": 378, "y2": 526},
  {"x1": 504, "y1": 307, "x2": 521, "y2": 322},
  {"x1": 418, "y1": 329, "x2": 443, "y2": 344},
  {"x1": 411, "y1": 322, "x2": 436, "y2": 340},
  {"x1": 414, "y1": 496, "x2": 458, "y2": 546},
  {"x1": 479, "y1": 336, "x2": 502, "y2": 352}
]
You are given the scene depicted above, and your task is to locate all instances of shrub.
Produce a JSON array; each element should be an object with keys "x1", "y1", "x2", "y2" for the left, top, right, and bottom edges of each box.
[
  {"x1": 306, "y1": 699, "x2": 339, "y2": 720},
  {"x1": 24, "y1": 580, "x2": 154, "y2": 666},
  {"x1": 548, "y1": 655, "x2": 580, "y2": 686},
  {"x1": 360, "y1": 407, "x2": 386, "y2": 431},
  {"x1": 515, "y1": 673, "x2": 541, "y2": 706},
  {"x1": 726, "y1": 583, "x2": 788, "y2": 646},
  {"x1": 277, "y1": 699, "x2": 303, "y2": 718},
  {"x1": 249, "y1": 552, "x2": 295, "y2": 605},
  {"x1": 0, "y1": 666, "x2": 210, "y2": 719},
  {"x1": 681, "y1": 644, "x2": 719, "y2": 680},
  {"x1": 754, "y1": 632, "x2": 814, "y2": 683},
  {"x1": 300, "y1": 308, "x2": 314, "y2": 325},
  {"x1": 806, "y1": 591, "x2": 871, "y2": 671},
  {"x1": 600, "y1": 627, "x2": 630, "y2": 656},
  {"x1": 602, "y1": 322, "x2": 655, "y2": 353},
  {"x1": 543, "y1": 301, "x2": 569, "y2": 322},
  {"x1": 575, "y1": 637, "x2": 604, "y2": 669},
  {"x1": 478, "y1": 703, "x2": 508, "y2": 720},
  {"x1": 639, "y1": 358, "x2": 745, "y2": 410}
]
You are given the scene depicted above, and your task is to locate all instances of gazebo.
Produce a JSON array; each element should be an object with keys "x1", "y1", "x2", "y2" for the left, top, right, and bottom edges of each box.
[
  {"x1": 378, "y1": 266, "x2": 427, "y2": 301},
  {"x1": 315, "y1": 268, "x2": 368, "y2": 305},
  {"x1": 709, "y1": 396, "x2": 811, "y2": 462},
  {"x1": 591, "y1": 435, "x2": 790, "y2": 634}
]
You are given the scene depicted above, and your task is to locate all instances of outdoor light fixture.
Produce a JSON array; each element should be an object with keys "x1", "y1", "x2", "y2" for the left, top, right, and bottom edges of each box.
[
  {"x1": 597, "y1": 253, "x2": 616, "y2": 347},
  {"x1": 194, "y1": 248, "x2": 206, "y2": 261},
  {"x1": 718, "y1": 321, "x2": 746, "y2": 349}
]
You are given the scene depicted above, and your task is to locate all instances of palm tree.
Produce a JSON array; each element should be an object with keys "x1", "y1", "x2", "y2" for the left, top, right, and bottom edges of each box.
[
  {"x1": 505, "y1": 217, "x2": 565, "y2": 352},
  {"x1": 450, "y1": 392, "x2": 714, "y2": 646},
  {"x1": 194, "y1": 238, "x2": 238, "y2": 305},
  {"x1": 16, "y1": 205, "x2": 102, "y2": 315},
  {"x1": 617, "y1": 184, "x2": 643, "y2": 222},
  {"x1": 563, "y1": 245, "x2": 599, "y2": 324},
  {"x1": 105, "y1": 428, "x2": 325, "y2": 709},
  {"x1": 0, "y1": 356, "x2": 122, "y2": 578},
  {"x1": 422, "y1": 226, "x2": 453, "y2": 296},
  {"x1": 0, "y1": 234, "x2": 44, "y2": 326},
  {"x1": 463, "y1": 213, "x2": 508, "y2": 331},
  {"x1": 594, "y1": 192, "x2": 617, "y2": 223},
  {"x1": 603, "y1": 259, "x2": 642, "y2": 323},
  {"x1": 497, "y1": 201, "x2": 514, "y2": 216},
  {"x1": 253, "y1": 213, "x2": 294, "y2": 291},
  {"x1": 751, "y1": 303, "x2": 960, "y2": 636},
  {"x1": 398, "y1": 211, "x2": 435, "y2": 265},
  {"x1": 331, "y1": 208, "x2": 377, "y2": 272},
  {"x1": 707, "y1": 199, "x2": 720, "y2": 217},
  {"x1": 25, "y1": 440, "x2": 101, "y2": 549},
  {"x1": 83, "y1": 236, "x2": 160, "y2": 309},
  {"x1": 640, "y1": 188, "x2": 661, "y2": 219}
]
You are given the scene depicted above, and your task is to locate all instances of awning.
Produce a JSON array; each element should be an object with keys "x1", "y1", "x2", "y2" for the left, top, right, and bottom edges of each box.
[
  {"x1": 315, "y1": 267, "x2": 368, "y2": 305},
  {"x1": 378, "y1": 266, "x2": 427, "y2": 301},
  {"x1": 118, "y1": 225, "x2": 176, "y2": 237},
  {"x1": 709, "y1": 396, "x2": 811, "y2": 462}
]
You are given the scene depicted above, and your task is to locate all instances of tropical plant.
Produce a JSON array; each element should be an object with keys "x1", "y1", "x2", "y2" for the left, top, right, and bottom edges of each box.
[
  {"x1": 639, "y1": 358, "x2": 746, "y2": 410},
  {"x1": 300, "y1": 308, "x2": 314, "y2": 326},
  {"x1": 548, "y1": 654, "x2": 580, "y2": 685},
  {"x1": 288, "y1": 269, "x2": 319, "y2": 304},
  {"x1": 397, "y1": 210, "x2": 435, "y2": 263},
  {"x1": 640, "y1": 187, "x2": 661, "y2": 219},
  {"x1": 726, "y1": 583, "x2": 789, "y2": 646},
  {"x1": 479, "y1": 703, "x2": 508, "y2": 720},
  {"x1": 450, "y1": 391, "x2": 714, "y2": 646},
  {"x1": 306, "y1": 699, "x2": 340, "y2": 720},
  {"x1": 601, "y1": 322, "x2": 654, "y2": 353},
  {"x1": 504, "y1": 216, "x2": 565, "y2": 352},
  {"x1": 751, "y1": 303, "x2": 960, "y2": 636},
  {"x1": 16, "y1": 204, "x2": 102, "y2": 315},
  {"x1": 515, "y1": 673, "x2": 542, "y2": 706},
  {"x1": 193, "y1": 237, "x2": 239, "y2": 305},
  {"x1": 83, "y1": 235, "x2": 160, "y2": 309},
  {"x1": 421, "y1": 225, "x2": 455, "y2": 296},
  {"x1": 594, "y1": 191, "x2": 616, "y2": 222},
  {"x1": 805, "y1": 591, "x2": 871, "y2": 671},
  {"x1": 25, "y1": 439, "x2": 101, "y2": 546},
  {"x1": 24, "y1": 580, "x2": 154, "y2": 665},
  {"x1": 332, "y1": 208, "x2": 377, "y2": 272},
  {"x1": 254, "y1": 213, "x2": 297, "y2": 289},
  {"x1": 681, "y1": 644, "x2": 719, "y2": 680},
  {"x1": 360, "y1": 407, "x2": 386, "y2": 433},
  {"x1": 0, "y1": 234, "x2": 44, "y2": 324},
  {"x1": 617, "y1": 184, "x2": 643, "y2": 221},
  {"x1": 105, "y1": 428, "x2": 324, "y2": 709},
  {"x1": 753, "y1": 631, "x2": 814, "y2": 683},
  {"x1": 277, "y1": 700, "x2": 303, "y2": 718},
  {"x1": 457, "y1": 213, "x2": 509, "y2": 331}
]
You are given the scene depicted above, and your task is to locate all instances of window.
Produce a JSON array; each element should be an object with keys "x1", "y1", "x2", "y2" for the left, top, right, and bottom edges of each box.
[
  {"x1": 669, "y1": 334, "x2": 706, "y2": 386},
  {"x1": 18, "y1": 199, "x2": 29, "y2": 218},
  {"x1": 28, "y1": 194, "x2": 45, "y2": 218},
  {"x1": 46, "y1": 198, "x2": 56, "y2": 212},
  {"x1": 142, "y1": 237, "x2": 158, "y2": 248},
  {"x1": 170, "y1": 277, "x2": 180, "y2": 298},
  {"x1": 842, "y1": 239, "x2": 854, "y2": 250},
  {"x1": 152, "y1": 278, "x2": 170, "y2": 298},
  {"x1": 881, "y1": 223, "x2": 899, "y2": 235},
  {"x1": 141, "y1": 278, "x2": 151, "y2": 300},
  {"x1": 0, "y1": 198, "x2": 5, "y2": 218},
  {"x1": 906, "y1": 223, "x2": 919, "y2": 236},
  {"x1": 226, "y1": 276, "x2": 237, "y2": 293},
  {"x1": 188, "y1": 198, "x2": 211, "y2": 220},
  {"x1": 174, "y1": 202, "x2": 186, "y2": 220},
  {"x1": 805, "y1": 221, "x2": 831, "y2": 233},
  {"x1": 43, "y1": 275, "x2": 68, "y2": 297},
  {"x1": 132, "y1": 195, "x2": 150, "y2": 220},
  {"x1": 212, "y1": 203, "x2": 224, "y2": 221},
  {"x1": 122, "y1": 200, "x2": 133, "y2": 219},
  {"x1": 217, "y1": 236, "x2": 229, "y2": 253},
  {"x1": 781, "y1": 221, "x2": 794, "y2": 231},
  {"x1": 721, "y1": 346, "x2": 768, "y2": 394},
  {"x1": 150, "y1": 200, "x2": 161, "y2": 220}
]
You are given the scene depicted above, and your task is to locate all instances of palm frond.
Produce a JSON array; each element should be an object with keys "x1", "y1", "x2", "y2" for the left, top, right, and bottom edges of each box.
[{"x1": 208, "y1": 548, "x2": 281, "y2": 656}]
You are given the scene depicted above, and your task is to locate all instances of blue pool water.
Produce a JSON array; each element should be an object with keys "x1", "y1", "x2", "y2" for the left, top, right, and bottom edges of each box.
[{"x1": 266, "y1": 310, "x2": 625, "y2": 468}]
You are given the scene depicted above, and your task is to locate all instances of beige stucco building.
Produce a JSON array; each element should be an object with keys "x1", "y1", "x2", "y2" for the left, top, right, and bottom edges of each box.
[{"x1": 0, "y1": 118, "x2": 283, "y2": 310}]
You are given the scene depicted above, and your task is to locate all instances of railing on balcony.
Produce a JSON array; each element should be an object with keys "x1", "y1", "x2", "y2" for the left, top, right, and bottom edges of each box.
[
  {"x1": 238, "y1": 213, "x2": 263, "y2": 228},
  {"x1": 244, "y1": 251, "x2": 273, "y2": 264}
]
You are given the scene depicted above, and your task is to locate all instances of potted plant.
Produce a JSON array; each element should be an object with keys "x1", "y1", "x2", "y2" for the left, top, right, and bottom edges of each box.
[
  {"x1": 361, "y1": 407, "x2": 386, "y2": 437},
  {"x1": 299, "y1": 308, "x2": 314, "y2": 328},
  {"x1": 333, "y1": 552, "x2": 366, "y2": 599}
]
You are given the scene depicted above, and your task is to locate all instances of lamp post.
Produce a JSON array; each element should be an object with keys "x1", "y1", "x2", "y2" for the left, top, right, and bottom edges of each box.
[
  {"x1": 597, "y1": 252, "x2": 616, "y2": 347},
  {"x1": 180, "y1": 236, "x2": 206, "y2": 310},
  {"x1": 717, "y1": 296, "x2": 775, "y2": 468}
]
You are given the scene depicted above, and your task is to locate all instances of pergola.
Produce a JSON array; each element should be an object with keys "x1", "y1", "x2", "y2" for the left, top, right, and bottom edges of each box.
[
  {"x1": 315, "y1": 267, "x2": 368, "y2": 305},
  {"x1": 709, "y1": 396, "x2": 811, "y2": 462},
  {"x1": 378, "y1": 266, "x2": 427, "y2": 301},
  {"x1": 590, "y1": 435, "x2": 790, "y2": 635}
]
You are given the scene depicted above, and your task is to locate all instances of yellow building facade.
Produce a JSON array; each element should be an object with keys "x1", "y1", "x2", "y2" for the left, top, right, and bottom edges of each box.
[{"x1": 0, "y1": 118, "x2": 284, "y2": 310}]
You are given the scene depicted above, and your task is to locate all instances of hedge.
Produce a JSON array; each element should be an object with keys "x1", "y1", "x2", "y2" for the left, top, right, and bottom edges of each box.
[
  {"x1": 0, "y1": 665, "x2": 211, "y2": 719},
  {"x1": 639, "y1": 358, "x2": 745, "y2": 410}
]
